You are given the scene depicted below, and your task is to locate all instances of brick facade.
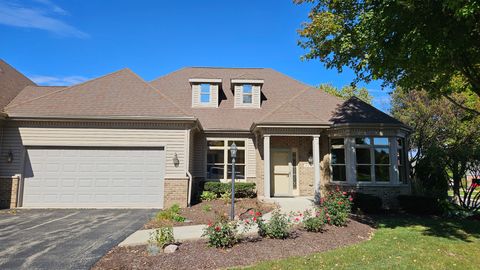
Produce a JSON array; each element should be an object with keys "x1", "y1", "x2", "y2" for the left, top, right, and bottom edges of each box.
[
  {"x1": 164, "y1": 178, "x2": 189, "y2": 208},
  {"x1": 0, "y1": 176, "x2": 19, "y2": 209}
]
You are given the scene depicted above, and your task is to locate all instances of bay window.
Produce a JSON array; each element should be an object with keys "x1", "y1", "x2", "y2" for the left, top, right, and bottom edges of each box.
[
  {"x1": 207, "y1": 139, "x2": 245, "y2": 181},
  {"x1": 355, "y1": 137, "x2": 391, "y2": 183},
  {"x1": 330, "y1": 138, "x2": 346, "y2": 181}
]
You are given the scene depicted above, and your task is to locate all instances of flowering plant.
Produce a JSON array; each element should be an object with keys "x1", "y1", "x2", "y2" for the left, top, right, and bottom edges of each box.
[
  {"x1": 202, "y1": 214, "x2": 238, "y2": 248},
  {"x1": 320, "y1": 188, "x2": 353, "y2": 226},
  {"x1": 244, "y1": 210, "x2": 301, "y2": 239},
  {"x1": 302, "y1": 208, "x2": 328, "y2": 232}
]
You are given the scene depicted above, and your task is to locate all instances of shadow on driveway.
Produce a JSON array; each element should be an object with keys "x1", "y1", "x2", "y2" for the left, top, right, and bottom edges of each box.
[{"x1": 0, "y1": 209, "x2": 156, "y2": 270}]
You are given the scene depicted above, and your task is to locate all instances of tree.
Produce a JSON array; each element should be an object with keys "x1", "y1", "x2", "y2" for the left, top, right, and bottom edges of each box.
[
  {"x1": 318, "y1": 83, "x2": 373, "y2": 104},
  {"x1": 391, "y1": 87, "x2": 480, "y2": 208},
  {"x1": 296, "y1": 0, "x2": 480, "y2": 113}
]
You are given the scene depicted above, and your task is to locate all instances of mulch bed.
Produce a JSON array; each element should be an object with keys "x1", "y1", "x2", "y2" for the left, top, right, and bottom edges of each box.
[
  {"x1": 93, "y1": 219, "x2": 374, "y2": 270},
  {"x1": 143, "y1": 198, "x2": 276, "y2": 229}
]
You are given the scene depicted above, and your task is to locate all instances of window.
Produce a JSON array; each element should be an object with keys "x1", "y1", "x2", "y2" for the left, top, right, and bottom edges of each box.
[
  {"x1": 355, "y1": 137, "x2": 391, "y2": 182},
  {"x1": 242, "y1": 84, "x2": 253, "y2": 104},
  {"x1": 207, "y1": 139, "x2": 246, "y2": 181},
  {"x1": 397, "y1": 138, "x2": 407, "y2": 184},
  {"x1": 331, "y1": 138, "x2": 346, "y2": 181},
  {"x1": 200, "y1": 83, "x2": 210, "y2": 103}
]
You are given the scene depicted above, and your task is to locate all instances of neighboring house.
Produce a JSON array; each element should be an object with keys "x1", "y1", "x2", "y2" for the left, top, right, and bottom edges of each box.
[{"x1": 0, "y1": 60, "x2": 411, "y2": 209}]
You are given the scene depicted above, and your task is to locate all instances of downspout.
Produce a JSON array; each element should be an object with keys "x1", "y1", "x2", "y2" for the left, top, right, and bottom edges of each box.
[{"x1": 185, "y1": 129, "x2": 193, "y2": 207}]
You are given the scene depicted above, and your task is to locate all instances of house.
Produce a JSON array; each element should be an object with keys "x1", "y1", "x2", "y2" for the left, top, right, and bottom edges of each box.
[{"x1": 0, "y1": 60, "x2": 411, "y2": 209}]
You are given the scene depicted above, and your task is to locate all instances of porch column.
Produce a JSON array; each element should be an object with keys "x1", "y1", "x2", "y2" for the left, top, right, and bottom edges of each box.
[
  {"x1": 263, "y1": 135, "x2": 271, "y2": 198},
  {"x1": 312, "y1": 135, "x2": 321, "y2": 202}
]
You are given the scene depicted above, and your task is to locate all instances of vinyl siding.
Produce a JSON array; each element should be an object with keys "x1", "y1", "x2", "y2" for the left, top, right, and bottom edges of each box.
[
  {"x1": 0, "y1": 125, "x2": 189, "y2": 178},
  {"x1": 234, "y1": 84, "x2": 261, "y2": 108},
  {"x1": 192, "y1": 84, "x2": 218, "y2": 108},
  {"x1": 246, "y1": 137, "x2": 256, "y2": 177}
]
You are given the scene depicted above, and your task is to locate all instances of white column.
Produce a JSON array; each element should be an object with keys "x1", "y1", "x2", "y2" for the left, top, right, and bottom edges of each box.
[
  {"x1": 263, "y1": 135, "x2": 271, "y2": 198},
  {"x1": 312, "y1": 135, "x2": 320, "y2": 201}
]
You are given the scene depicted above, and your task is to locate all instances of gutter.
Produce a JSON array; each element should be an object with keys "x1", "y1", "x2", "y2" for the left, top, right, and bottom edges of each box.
[{"x1": 6, "y1": 115, "x2": 198, "y2": 122}]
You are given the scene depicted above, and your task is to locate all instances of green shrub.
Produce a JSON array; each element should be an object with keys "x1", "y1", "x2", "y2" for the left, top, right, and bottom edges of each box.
[
  {"x1": 352, "y1": 193, "x2": 383, "y2": 213},
  {"x1": 220, "y1": 191, "x2": 232, "y2": 203},
  {"x1": 303, "y1": 209, "x2": 327, "y2": 232},
  {"x1": 200, "y1": 191, "x2": 217, "y2": 201},
  {"x1": 148, "y1": 226, "x2": 175, "y2": 248},
  {"x1": 398, "y1": 195, "x2": 443, "y2": 215},
  {"x1": 321, "y1": 189, "x2": 352, "y2": 226},
  {"x1": 203, "y1": 182, "x2": 256, "y2": 198},
  {"x1": 256, "y1": 210, "x2": 293, "y2": 239},
  {"x1": 156, "y1": 204, "x2": 186, "y2": 222},
  {"x1": 202, "y1": 204, "x2": 212, "y2": 212},
  {"x1": 202, "y1": 215, "x2": 238, "y2": 248}
]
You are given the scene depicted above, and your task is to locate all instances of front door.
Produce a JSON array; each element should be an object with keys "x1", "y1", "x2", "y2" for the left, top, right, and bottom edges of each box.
[{"x1": 271, "y1": 149, "x2": 292, "y2": 197}]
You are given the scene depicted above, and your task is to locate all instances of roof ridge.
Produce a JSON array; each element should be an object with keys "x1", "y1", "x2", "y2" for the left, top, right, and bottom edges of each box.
[
  {"x1": 128, "y1": 70, "x2": 191, "y2": 117},
  {"x1": 149, "y1": 67, "x2": 189, "y2": 83},
  {"x1": 4, "y1": 68, "x2": 130, "y2": 110},
  {"x1": 257, "y1": 85, "x2": 312, "y2": 123}
]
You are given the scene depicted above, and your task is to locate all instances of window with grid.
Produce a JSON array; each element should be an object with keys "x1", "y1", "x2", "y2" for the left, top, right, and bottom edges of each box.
[
  {"x1": 200, "y1": 83, "x2": 210, "y2": 103},
  {"x1": 206, "y1": 139, "x2": 245, "y2": 181},
  {"x1": 242, "y1": 84, "x2": 253, "y2": 104},
  {"x1": 330, "y1": 138, "x2": 347, "y2": 181},
  {"x1": 355, "y1": 137, "x2": 391, "y2": 182}
]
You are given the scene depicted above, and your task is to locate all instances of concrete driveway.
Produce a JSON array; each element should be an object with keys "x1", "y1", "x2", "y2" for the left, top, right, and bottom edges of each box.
[{"x1": 0, "y1": 209, "x2": 156, "y2": 270}]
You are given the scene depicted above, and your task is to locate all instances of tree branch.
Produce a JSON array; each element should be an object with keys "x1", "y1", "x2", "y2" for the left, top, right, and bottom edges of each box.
[{"x1": 444, "y1": 95, "x2": 480, "y2": 116}]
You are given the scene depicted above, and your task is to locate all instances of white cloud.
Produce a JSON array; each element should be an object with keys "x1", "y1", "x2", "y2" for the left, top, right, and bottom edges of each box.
[
  {"x1": 29, "y1": 75, "x2": 89, "y2": 86},
  {"x1": 0, "y1": 0, "x2": 88, "y2": 38}
]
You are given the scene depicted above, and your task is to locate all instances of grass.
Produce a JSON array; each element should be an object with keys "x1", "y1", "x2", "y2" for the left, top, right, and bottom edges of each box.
[{"x1": 244, "y1": 215, "x2": 480, "y2": 270}]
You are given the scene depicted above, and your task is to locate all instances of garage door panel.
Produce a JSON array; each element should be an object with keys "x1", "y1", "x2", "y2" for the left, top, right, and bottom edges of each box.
[{"x1": 22, "y1": 148, "x2": 165, "y2": 208}]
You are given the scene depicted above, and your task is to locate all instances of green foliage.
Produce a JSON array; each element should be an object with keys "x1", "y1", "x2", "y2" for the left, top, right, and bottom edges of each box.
[
  {"x1": 202, "y1": 204, "x2": 212, "y2": 213},
  {"x1": 203, "y1": 182, "x2": 256, "y2": 198},
  {"x1": 296, "y1": 0, "x2": 480, "y2": 104},
  {"x1": 200, "y1": 191, "x2": 217, "y2": 201},
  {"x1": 256, "y1": 210, "x2": 293, "y2": 239},
  {"x1": 202, "y1": 215, "x2": 238, "y2": 248},
  {"x1": 397, "y1": 195, "x2": 443, "y2": 215},
  {"x1": 318, "y1": 83, "x2": 372, "y2": 104},
  {"x1": 220, "y1": 191, "x2": 232, "y2": 203},
  {"x1": 148, "y1": 226, "x2": 175, "y2": 248},
  {"x1": 156, "y1": 204, "x2": 186, "y2": 223},
  {"x1": 302, "y1": 209, "x2": 327, "y2": 232},
  {"x1": 352, "y1": 193, "x2": 383, "y2": 214},
  {"x1": 391, "y1": 88, "x2": 480, "y2": 208},
  {"x1": 321, "y1": 189, "x2": 352, "y2": 226}
]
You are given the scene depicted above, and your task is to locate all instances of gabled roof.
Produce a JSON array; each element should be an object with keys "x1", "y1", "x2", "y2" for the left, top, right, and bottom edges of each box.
[
  {"x1": 0, "y1": 59, "x2": 36, "y2": 111},
  {"x1": 5, "y1": 68, "x2": 191, "y2": 119},
  {"x1": 150, "y1": 67, "x2": 348, "y2": 130}
]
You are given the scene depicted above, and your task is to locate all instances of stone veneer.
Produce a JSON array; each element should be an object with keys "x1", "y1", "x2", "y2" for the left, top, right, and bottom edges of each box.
[
  {"x1": 0, "y1": 176, "x2": 19, "y2": 209},
  {"x1": 164, "y1": 178, "x2": 189, "y2": 208}
]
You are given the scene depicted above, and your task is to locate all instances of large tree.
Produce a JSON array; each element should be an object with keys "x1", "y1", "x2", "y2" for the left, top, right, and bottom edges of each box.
[
  {"x1": 296, "y1": 0, "x2": 480, "y2": 113},
  {"x1": 391, "y1": 87, "x2": 480, "y2": 209},
  {"x1": 318, "y1": 83, "x2": 373, "y2": 104}
]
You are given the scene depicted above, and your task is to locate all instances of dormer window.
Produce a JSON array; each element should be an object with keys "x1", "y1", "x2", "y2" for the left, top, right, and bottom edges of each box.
[
  {"x1": 189, "y1": 78, "x2": 221, "y2": 108},
  {"x1": 232, "y1": 79, "x2": 264, "y2": 108},
  {"x1": 242, "y1": 84, "x2": 253, "y2": 104},
  {"x1": 200, "y1": 83, "x2": 211, "y2": 103}
]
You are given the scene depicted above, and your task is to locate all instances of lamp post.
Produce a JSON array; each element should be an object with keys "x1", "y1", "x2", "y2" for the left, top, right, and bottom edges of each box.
[{"x1": 230, "y1": 142, "x2": 237, "y2": 220}]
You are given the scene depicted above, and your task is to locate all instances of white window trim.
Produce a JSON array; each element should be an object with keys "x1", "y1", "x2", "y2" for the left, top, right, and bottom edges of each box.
[
  {"x1": 242, "y1": 84, "x2": 253, "y2": 104},
  {"x1": 330, "y1": 136, "x2": 405, "y2": 185},
  {"x1": 329, "y1": 139, "x2": 347, "y2": 182},
  {"x1": 206, "y1": 138, "x2": 247, "y2": 182}
]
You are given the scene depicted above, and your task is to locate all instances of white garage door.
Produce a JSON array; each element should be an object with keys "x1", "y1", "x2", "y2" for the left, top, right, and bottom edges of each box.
[{"x1": 22, "y1": 147, "x2": 165, "y2": 208}]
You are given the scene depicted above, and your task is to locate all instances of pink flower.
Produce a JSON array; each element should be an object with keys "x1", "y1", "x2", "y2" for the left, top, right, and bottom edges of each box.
[
  {"x1": 295, "y1": 217, "x2": 300, "y2": 222},
  {"x1": 253, "y1": 217, "x2": 257, "y2": 222},
  {"x1": 245, "y1": 219, "x2": 250, "y2": 224},
  {"x1": 342, "y1": 191, "x2": 347, "y2": 195},
  {"x1": 349, "y1": 197, "x2": 353, "y2": 201},
  {"x1": 249, "y1": 210, "x2": 254, "y2": 215},
  {"x1": 215, "y1": 226, "x2": 221, "y2": 232},
  {"x1": 256, "y1": 212, "x2": 262, "y2": 217}
]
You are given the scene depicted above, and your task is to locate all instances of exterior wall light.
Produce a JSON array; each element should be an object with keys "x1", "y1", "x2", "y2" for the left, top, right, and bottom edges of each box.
[
  {"x1": 308, "y1": 153, "x2": 313, "y2": 166},
  {"x1": 172, "y1": 153, "x2": 180, "y2": 167},
  {"x1": 6, "y1": 150, "x2": 13, "y2": 163}
]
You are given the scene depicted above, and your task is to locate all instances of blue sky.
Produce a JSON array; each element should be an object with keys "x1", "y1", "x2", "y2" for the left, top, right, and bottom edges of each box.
[{"x1": 0, "y1": 0, "x2": 392, "y2": 111}]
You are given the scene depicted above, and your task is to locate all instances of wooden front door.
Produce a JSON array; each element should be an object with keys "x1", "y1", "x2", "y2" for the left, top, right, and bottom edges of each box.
[{"x1": 271, "y1": 149, "x2": 292, "y2": 196}]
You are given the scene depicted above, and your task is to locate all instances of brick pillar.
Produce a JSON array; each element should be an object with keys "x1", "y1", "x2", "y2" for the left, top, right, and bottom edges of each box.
[{"x1": 0, "y1": 176, "x2": 19, "y2": 209}]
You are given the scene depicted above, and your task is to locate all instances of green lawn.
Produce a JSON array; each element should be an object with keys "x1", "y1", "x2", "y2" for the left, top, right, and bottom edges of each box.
[{"x1": 245, "y1": 216, "x2": 480, "y2": 270}]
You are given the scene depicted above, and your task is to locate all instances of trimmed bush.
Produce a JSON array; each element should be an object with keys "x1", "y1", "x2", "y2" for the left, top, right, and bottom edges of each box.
[
  {"x1": 256, "y1": 210, "x2": 293, "y2": 239},
  {"x1": 352, "y1": 193, "x2": 383, "y2": 213},
  {"x1": 303, "y1": 209, "x2": 327, "y2": 232},
  {"x1": 398, "y1": 195, "x2": 443, "y2": 215},
  {"x1": 203, "y1": 182, "x2": 256, "y2": 198}
]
